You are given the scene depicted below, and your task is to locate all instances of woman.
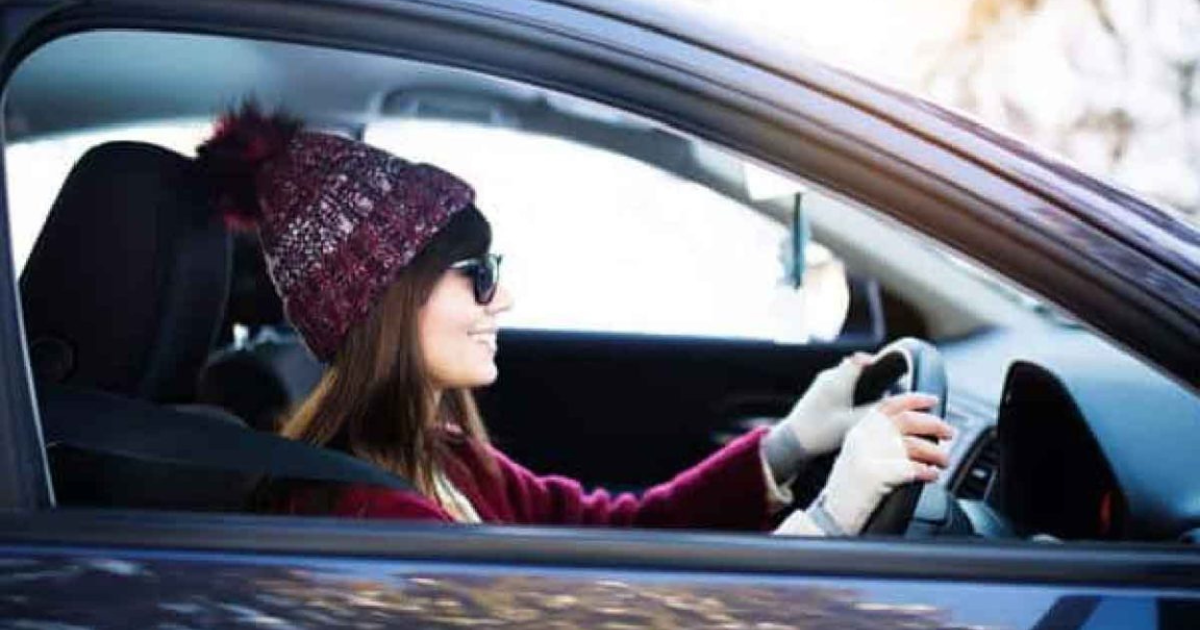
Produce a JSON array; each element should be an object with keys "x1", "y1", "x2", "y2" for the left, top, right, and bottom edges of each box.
[{"x1": 197, "y1": 104, "x2": 953, "y2": 535}]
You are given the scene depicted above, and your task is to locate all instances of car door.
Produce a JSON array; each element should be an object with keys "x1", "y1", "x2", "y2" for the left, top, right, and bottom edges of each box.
[{"x1": 0, "y1": 1, "x2": 1196, "y2": 629}]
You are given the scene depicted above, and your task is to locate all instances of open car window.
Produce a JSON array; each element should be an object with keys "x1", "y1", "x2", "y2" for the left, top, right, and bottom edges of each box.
[
  {"x1": 2, "y1": 26, "x2": 1197, "y2": 551},
  {"x1": 366, "y1": 120, "x2": 850, "y2": 342},
  {"x1": 5, "y1": 115, "x2": 854, "y2": 345}
]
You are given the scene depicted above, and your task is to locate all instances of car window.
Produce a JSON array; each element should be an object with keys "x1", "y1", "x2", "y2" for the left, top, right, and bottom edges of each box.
[
  {"x1": 5, "y1": 28, "x2": 1196, "y2": 553},
  {"x1": 4, "y1": 121, "x2": 850, "y2": 345},
  {"x1": 366, "y1": 121, "x2": 849, "y2": 342},
  {"x1": 5, "y1": 122, "x2": 211, "y2": 271}
]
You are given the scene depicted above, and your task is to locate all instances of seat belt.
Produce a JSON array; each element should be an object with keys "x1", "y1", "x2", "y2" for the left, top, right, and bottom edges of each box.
[{"x1": 37, "y1": 385, "x2": 416, "y2": 492}]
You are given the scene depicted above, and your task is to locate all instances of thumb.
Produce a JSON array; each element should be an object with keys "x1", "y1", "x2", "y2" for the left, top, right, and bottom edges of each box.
[
  {"x1": 824, "y1": 356, "x2": 868, "y2": 397},
  {"x1": 848, "y1": 352, "x2": 873, "y2": 367}
]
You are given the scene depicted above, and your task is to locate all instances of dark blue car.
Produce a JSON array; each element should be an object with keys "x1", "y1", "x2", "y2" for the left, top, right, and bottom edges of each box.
[{"x1": 0, "y1": 1, "x2": 1197, "y2": 627}]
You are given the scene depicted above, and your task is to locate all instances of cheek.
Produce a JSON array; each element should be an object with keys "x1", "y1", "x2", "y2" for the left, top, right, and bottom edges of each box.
[
  {"x1": 418, "y1": 276, "x2": 496, "y2": 387},
  {"x1": 418, "y1": 286, "x2": 465, "y2": 362}
]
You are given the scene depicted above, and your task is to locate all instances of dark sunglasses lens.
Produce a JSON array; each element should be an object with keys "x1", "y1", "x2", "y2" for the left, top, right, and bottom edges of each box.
[{"x1": 474, "y1": 256, "x2": 499, "y2": 304}]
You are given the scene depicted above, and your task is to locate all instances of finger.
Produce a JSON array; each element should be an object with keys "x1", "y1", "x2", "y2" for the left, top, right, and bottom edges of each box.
[
  {"x1": 848, "y1": 352, "x2": 872, "y2": 367},
  {"x1": 886, "y1": 458, "x2": 939, "y2": 483},
  {"x1": 912, "y1": 462, "x2": 940, "y2": 483},
  {"x1": 877, "y1": 392, "x2": 939, "y2": 415},
  {"x1": 880, "y1": 457, "x2": 920, "y2": 485},
  {"x1": 882, "y1": 454, "x2": 940, "y2": 483},
  {"x1": 891, "y1": 411, "x2": 957, "y2": 440},
  {"x1": 903, "y1": 436, "x2": 949, "y2": 468}
]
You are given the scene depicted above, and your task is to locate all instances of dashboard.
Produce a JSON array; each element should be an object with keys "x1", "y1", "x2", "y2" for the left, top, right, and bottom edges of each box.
[
  {"x1": 993, "y1": 361, "x2": 1124, "y2": 540},
  {"x1": 941, "y1": 325, "x2": 1200, "y2": 543}
]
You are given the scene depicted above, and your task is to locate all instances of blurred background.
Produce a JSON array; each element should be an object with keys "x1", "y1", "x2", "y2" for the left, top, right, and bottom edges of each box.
[{"x1": 675, "y1": 0, "x2": 1200, "y2": 223}]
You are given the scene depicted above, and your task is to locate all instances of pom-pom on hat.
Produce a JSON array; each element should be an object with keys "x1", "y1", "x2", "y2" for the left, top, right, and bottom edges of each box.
[{"x1": 197, "y1": 102, "x2": 475, "y2": 361}]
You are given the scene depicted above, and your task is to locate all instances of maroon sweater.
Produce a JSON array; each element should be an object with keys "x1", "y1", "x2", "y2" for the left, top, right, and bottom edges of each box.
[{"x1": 303, "y1": 427, "x2": 774, "y2": 531}]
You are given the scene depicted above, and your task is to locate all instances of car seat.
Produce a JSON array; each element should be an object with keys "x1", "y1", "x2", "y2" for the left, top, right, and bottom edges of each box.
[
  {"x1": 199, "y1": 328, "x2": 324, "y2": 432},
  {"x1": 20, "y1": 141, "x2": 414, "y2": 511},
  {"x1": 21, "y1": 142, "x2": 231, "y2": 404},
  {"x1": 197, "y1": 232, "x2": 324, "y2": 432},
  {"x1": 20, "y1": 141, "x2": 251, "y2": 510}
]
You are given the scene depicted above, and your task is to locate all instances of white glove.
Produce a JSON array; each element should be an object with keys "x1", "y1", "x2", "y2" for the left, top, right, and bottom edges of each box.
[
  {"x1": 763, "y1": 354, "x2": 872, "y2": 482},
  {"x1": 774, "y1": 394, "x2": 952, "y2": 536}
]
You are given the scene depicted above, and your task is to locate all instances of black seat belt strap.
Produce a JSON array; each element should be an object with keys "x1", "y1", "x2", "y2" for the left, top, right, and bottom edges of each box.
[{"x1": 38, "y1": 385, "x2": 416, "y2": 493}]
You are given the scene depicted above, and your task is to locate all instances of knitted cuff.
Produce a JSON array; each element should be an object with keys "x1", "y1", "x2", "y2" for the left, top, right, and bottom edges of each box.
[
  {"x1": 773, "y1": 506, "x2": 824, "y2": 536},
  {"x1": 763, "y1": 422, "x2": 810, "y2": 484},
  {"x1": 759, "y1": 443, "x2": 795, "y2": 512},
  {"x1": 806, "y1": 495, "x2": 848, "y2": 536}
]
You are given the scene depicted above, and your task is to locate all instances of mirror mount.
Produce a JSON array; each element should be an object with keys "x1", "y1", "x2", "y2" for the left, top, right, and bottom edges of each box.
[{"x1": 790, "y1": 194, "x2": 809, "y2": 289}]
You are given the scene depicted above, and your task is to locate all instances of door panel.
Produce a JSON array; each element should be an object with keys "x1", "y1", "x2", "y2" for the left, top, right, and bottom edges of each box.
[
  {"x1": 0, "y1": 548, "x2": 1170, "y2": 629},
  {"x1": 1, "y1": 513, "x2": 1197, "y2": 630},
  {"x1": 479, "y1": 328, "x2": 877, "y2": 489}
]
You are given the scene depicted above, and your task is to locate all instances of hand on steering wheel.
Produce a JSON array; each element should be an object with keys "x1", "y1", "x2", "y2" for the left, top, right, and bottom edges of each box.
[
  {"x1": 763, "y1": 353, "x2": 874, "y2": 483},
  {"x1": 774, "y1": 392, "x2": 953, "y2": 536},
  {"x1": 773, "y1": 338, "x2": 955, "y2": 537},
  {"x1": 820, "y1": 394, "x2": 953, "y2": 534},
  {"x1": 881, "y1": 393, "x2": 954, "y2": 482}
]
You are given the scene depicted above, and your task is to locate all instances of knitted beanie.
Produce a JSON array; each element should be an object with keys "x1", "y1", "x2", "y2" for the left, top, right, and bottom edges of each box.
[{"x1": 197, "y1": 104, "x2": 474, "y2": 361}]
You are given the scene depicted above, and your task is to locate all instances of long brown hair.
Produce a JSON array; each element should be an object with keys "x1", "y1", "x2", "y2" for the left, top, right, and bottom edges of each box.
[{"x1": 274, "y1": 206, "x2": 495, "y2": 504}]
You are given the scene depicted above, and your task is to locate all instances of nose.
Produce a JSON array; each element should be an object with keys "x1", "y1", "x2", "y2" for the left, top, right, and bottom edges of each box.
[{"x1": 486, "y1": 283, "x2": 514, "y2": 314}]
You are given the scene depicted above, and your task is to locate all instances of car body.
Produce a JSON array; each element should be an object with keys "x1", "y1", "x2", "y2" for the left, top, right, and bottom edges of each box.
[{"x1": 0, "y1": 0, "x2": 1197, "y2": 628}]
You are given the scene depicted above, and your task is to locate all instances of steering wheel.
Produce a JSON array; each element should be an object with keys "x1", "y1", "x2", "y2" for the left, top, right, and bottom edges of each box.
[{"x1": 853, "y1": 337, "x2": 948, "y2": 536}]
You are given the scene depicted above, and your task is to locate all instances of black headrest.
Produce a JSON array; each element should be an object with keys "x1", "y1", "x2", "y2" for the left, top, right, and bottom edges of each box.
[
  {"x1": 225, "y1": 231, "x2": 285, "y2": 328},
  {"x1": 198, "y1": 331, "x2": 323, "y2": 432},
  {"x1": 20, "y1": 141, "x2": 231, "y2": 403}
]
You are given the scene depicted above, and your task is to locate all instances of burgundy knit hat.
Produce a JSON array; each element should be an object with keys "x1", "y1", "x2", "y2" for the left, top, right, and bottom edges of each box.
[{"x1": 197, "y1": 104, "x2": 475, "y2": 361}]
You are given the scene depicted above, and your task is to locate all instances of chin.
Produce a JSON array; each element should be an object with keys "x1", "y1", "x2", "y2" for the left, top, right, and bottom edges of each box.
[
  {"x1": 456, "y1": 364, "x2": 499, "y2": 389},
  {"x1": 475, "y1": 365, "x2": 499, "y2": 387}
]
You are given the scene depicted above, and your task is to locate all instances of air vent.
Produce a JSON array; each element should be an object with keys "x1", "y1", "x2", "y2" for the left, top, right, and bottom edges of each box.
[{"x1": 957, "y1": 432, "x2": 1000, "y2": 500}]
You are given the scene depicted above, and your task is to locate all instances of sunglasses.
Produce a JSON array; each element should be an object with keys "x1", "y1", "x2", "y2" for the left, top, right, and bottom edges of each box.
[{"x1": 449, "y1": 253, "x2": 504, "y2": 305}]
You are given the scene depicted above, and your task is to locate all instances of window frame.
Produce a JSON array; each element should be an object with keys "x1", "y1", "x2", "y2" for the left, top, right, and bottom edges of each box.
[
  {"x1": 5, "y1": 0, "x2": 1193, "y2": 385},
  {"x1": 0, "y1": 0, "x2": 1194, "y2": 602}
]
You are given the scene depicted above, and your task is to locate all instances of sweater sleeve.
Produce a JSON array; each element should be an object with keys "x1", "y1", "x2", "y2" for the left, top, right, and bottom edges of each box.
[
  {"x1": 332, "y1": 484, "x2": 456, "y2": 522},
  {"x1": 492, "y1": 427, "x2": 774, "y2": 531}
]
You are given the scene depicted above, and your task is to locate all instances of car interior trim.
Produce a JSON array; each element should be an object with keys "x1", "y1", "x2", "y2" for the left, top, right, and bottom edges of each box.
[
  {"x1": 0, "y1": 150, "x2": 54, "y2": 512},
  {"x1": 1, "y1": 510, "x2": 1198, "y2": 589}
]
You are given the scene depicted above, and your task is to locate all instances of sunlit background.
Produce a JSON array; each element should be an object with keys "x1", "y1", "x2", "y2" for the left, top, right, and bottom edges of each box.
[
  {"x1": 6, "y1": 2, "x2": 1195, "y2": 344},
  {"x1": 672, "y1": 0, "x2": 1200, "y2": 222}
]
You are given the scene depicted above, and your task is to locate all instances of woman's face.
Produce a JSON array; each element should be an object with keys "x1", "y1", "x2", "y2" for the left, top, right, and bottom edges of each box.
[{"x1": 418, "y1": 264, "x2": 513, "y2": 391}]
